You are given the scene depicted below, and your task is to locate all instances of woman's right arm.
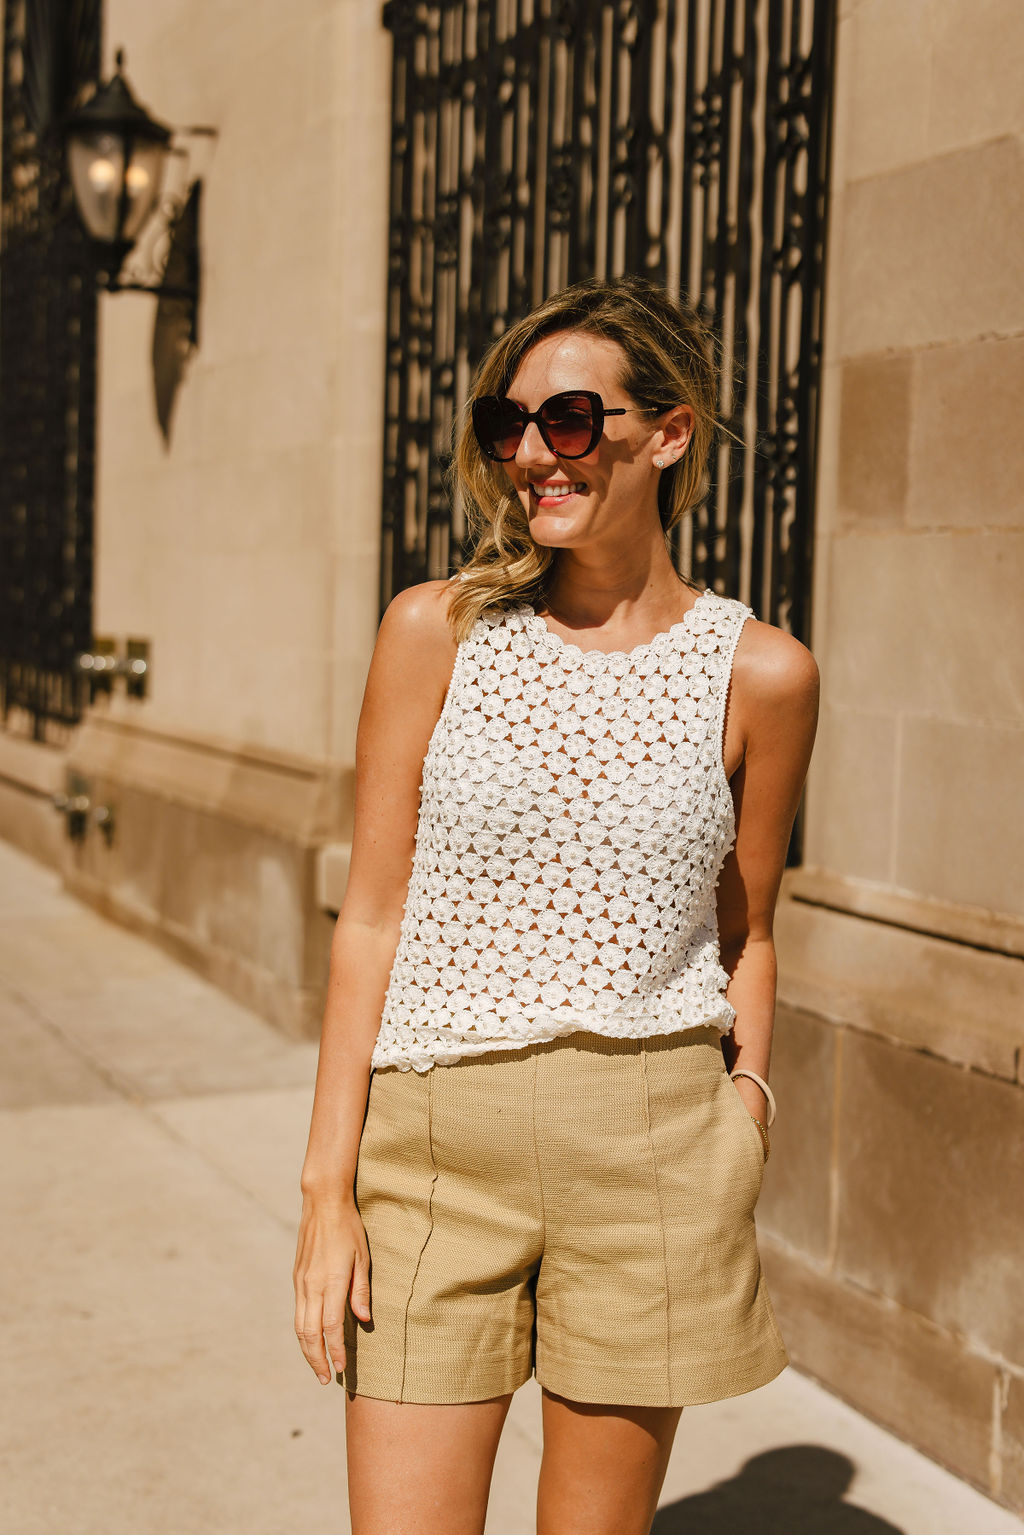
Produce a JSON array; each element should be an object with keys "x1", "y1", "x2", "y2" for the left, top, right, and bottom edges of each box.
[{"x1": 293, "y1": 578, "x2": 459, "y2": 1386}]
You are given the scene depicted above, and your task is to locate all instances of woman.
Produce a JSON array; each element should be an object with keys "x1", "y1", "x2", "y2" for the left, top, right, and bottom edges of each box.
[{"x1": 294, "y1": 274, "x2": 819, "y2": 1535}]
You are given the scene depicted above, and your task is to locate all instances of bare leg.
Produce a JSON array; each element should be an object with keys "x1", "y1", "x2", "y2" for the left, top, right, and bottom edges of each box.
[
  {"x1": 345, "y1": 1389, "x2": 515, "y2": 1535},
  {"x1": 536, "y1": 1388, "x2": 684, "y2": 1535}
]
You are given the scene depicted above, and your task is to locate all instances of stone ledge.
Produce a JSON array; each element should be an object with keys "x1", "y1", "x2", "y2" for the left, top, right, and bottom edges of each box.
[
  {"x1": 316, "y1": 841, "x2": 351, "y2": 913},
  {"x1": 0, "y1": 730, "x2": 67, "y2": 797},
  {"x1": 1004, "y1": 1374, "x2": 1024, "y2": 1510},
  {"x1": 66, "y1": 714, "x2": 355, "y2": 845},
  {"x1": 0, "y1": 718, "x2": 345, "y2": 1043},
  {"x1": 775, "y1": 881, "x2": 1024, "y2": 1082},
  {"x1": 0, "y1": 735, "x2": 66, "y2": 869},
  {"x1": 759, "y1": 1235, "x2": 1019, "y2": 1512},
  {"x1": 786, "y1": 866, "x2": 1024, "y2": 959},
  {"x1": 62, "y1": 868, "x2": 326, "y2": 1040}
]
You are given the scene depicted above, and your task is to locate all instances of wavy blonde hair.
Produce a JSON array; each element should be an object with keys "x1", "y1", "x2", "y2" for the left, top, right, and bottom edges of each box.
[{"x1": 444, "y1": 274, "x2": 724, "y2": 644}]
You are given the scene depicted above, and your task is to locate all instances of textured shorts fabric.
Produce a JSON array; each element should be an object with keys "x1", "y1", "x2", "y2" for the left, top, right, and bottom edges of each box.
[{"x1": 341, "y1": 1024, "x2": 789, "y2": 1408}]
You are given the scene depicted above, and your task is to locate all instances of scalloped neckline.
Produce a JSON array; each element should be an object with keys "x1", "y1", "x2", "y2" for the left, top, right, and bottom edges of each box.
[{"x1": 519, "y1": 587, "x2": 717, "y2": 662}]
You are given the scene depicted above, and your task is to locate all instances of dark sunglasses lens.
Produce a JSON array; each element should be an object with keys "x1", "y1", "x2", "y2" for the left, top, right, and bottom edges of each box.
[
  {"x1": 473, "y1": 397, "x2": 524, "y2": 461},
  {"x1": 539, "y1": 393, "x2": 597, "y2": 456}
]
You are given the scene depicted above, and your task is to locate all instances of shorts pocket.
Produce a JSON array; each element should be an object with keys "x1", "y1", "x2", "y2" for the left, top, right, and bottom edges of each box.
[{"x1": 720, "y1": 1070, "x2": 768, "y2": 1178}]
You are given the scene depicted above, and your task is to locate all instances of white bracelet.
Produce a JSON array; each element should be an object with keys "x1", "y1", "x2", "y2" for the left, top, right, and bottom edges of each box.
[{"x1": 729, "y1": 1067, "x2": 776, "y2": 1129}]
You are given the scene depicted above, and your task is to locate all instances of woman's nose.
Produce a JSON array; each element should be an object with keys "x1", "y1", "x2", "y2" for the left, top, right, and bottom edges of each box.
[{"x1": 515, "y1": 419, "x2": 556, "y2": 469}]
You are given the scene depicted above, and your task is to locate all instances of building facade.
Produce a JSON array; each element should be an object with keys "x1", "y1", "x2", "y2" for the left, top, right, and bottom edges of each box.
[{"x1": 1, "y1": 0, "x2": 1021, "y2": 1513}]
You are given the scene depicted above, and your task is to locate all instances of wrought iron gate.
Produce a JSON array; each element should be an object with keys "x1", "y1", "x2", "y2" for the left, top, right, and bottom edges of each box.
[
  {"x1": 0, "y1": 0, "x2": 102, "y2": 741},
  {"x1": 380, "y1": 0, "x2": 836, "y2": 650}
]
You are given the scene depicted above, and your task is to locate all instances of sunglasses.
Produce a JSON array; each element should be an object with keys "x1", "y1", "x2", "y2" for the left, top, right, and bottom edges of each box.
[{"x1": 471, "y1": 389, "x2": 658, "y2": 462}]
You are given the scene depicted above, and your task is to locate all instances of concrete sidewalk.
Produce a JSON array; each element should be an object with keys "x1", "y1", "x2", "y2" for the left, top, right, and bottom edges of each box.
[{"x1": 0, "y1": 837, "x2": 1019, "y2": 1535}]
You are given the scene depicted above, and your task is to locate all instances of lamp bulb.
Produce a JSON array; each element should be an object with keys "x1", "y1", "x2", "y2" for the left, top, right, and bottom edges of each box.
[{"x1": 87, "y1": 157, "x2": 118, "y2": 193}]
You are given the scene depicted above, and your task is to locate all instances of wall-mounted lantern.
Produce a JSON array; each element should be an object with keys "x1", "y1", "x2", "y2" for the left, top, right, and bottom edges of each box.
[
  {"x1": 64, "y1": 49, "x2": 173, "y2": 263},
  {"x1": 62, "y1": 49, "x2": 216, "y2": 439}
]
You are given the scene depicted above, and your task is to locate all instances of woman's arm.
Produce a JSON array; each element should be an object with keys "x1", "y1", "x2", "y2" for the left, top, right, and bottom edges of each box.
[
  {"x1": 293, "y1": 577, "x2": 458, "y2": 1383},
  {"x1": 715, "y1": 622, "x2": 820, "y2": 1124}
]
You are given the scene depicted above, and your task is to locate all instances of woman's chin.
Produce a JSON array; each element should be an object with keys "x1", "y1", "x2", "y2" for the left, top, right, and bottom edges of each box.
[{"x1": 525, "y1": 506, "x2": 588, "y2": 539}]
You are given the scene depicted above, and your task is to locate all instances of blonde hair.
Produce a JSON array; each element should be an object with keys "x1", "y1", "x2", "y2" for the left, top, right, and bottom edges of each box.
[{"x1": 444, "y1": 274, "x2": 724, "y2": 644}]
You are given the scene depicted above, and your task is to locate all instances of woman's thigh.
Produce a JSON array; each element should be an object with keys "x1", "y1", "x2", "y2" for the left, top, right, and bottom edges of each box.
[
  {"x1": 531, "y1": 1027, "x2": 785, "y2": 1408},
  {"x1": 344, "y1": 1389, "x2": 514, "y2": 1535},
  {"x1": 537, "y1": 1388, "x2": 684, "y2": 1535}
]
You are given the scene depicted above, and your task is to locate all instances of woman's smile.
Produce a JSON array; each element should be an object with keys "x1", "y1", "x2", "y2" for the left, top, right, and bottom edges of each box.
[{"x1": 529, "y1": 478, "x2": 588, "y2": 507}]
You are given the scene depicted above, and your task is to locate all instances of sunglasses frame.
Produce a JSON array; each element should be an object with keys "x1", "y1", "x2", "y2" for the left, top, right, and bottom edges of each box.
[{"x1": 472, "y1": 388, "x2": 650, "y2": 462}]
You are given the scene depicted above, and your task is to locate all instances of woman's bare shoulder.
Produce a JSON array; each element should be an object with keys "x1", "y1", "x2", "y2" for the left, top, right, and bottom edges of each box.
[
  {"x1": 732, "y1": 612, "x2": 819, "y2": 726},
  {"x1": 380, "y1": 577, "x2": 459, "y2": 633},
  {"x1": 373, "y1": 579, "x2": 460, "y2": 707}
]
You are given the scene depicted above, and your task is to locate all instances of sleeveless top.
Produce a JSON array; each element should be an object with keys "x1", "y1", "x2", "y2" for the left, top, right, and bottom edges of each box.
[{"x1": 370, "y1": 586, "x2": 756, "y2": 1073}]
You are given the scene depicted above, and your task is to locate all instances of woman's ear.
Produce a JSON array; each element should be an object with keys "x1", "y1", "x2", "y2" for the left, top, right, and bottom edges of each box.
[{"x1": 658, "y1": 403, "x2": 695, "y2": 464}]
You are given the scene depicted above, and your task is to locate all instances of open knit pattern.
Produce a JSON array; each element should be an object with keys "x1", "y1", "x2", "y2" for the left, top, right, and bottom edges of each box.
[{"x1": 371, "y1": 587, "x2": 756, "y2": 1072}]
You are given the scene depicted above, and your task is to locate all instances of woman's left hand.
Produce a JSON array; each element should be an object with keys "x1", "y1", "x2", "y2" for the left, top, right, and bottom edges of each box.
[{"x1": 732, "y1": 1073, "x2": 768, "y2": 1126}]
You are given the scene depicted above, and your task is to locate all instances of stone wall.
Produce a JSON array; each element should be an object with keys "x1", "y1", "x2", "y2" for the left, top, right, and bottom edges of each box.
[
  {"x1": 0, "y1": 0, "x2": 1020, "y2": 1510},
  {"x1": 760, "y1": 0, "x2": 1024, "y2": 1513},
  {"x1": 0, "y1": 0, "x2": 392, "y2": 1032},
  {"x1": 94, "y1": 0, "x2": 390, "y2": 761}
]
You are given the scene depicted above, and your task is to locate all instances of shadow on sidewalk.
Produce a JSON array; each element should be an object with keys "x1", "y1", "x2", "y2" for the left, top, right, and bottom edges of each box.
[{"x1": 652, "y1": 1445, "x2": 903, "y2": 1533}]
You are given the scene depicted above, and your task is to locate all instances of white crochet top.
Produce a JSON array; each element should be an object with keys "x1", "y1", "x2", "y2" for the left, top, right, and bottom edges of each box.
[{"x1": 370, "y1": 585, "x2": 755, "y2": 1073}]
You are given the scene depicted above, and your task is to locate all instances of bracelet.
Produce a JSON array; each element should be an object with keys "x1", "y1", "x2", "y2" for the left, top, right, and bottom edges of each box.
[
  {"x1": 729, "y1": 1067, "x2": 776, "y2": 1128},
  {"x1": 750, "y1": 1116, "x2": 771, "y2": 1163}
]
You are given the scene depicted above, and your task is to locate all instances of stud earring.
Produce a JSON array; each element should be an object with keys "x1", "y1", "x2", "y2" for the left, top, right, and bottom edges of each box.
[{"x1": 654, "y1": 458, "x2": 664, "y2": 469}]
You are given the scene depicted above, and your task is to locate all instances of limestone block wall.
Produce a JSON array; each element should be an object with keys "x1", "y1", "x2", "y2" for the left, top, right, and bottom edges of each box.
[
  {"x1": 762, "y1": 0, "x2": 1024, "y2": 1514},
  {"x1": 801, "y1": 0, "x2": 1024, "y2": 931},
  {"x1": 0, "y1": 0, "x2": 394, "y2": 1033},
  {"x1": 97, "y1": 0, "x2": 389, "y2": 761}
]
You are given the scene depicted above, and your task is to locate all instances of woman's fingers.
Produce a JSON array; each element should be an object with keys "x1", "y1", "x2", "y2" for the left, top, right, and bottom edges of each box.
[
  {"x1": 293, "y1": 1204, "x2": 370, "y2": 1385},
  {"x1": 349, "y1": 1243, "x2": 372, "y2": 1325},
  {"x1": 296, "y1": 1284, "x2": 335, "y2": 1384},
  {"x1": 294, "y1": 1289, "x2": 330, "y2": 1387},
  {"x1": 321, "y1": 1275, "x2": 352, "y2": 1377}
]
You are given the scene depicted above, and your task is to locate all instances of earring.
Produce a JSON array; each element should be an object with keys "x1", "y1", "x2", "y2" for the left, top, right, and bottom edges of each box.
[{"x1": 654, "y1": 458, "x2": 664, "y2": 469}]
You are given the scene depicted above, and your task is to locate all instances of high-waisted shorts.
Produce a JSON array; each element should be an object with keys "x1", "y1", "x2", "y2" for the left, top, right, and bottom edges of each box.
[{"x1": 341, "y1": 1024, "x2": 788, "y2": 1407}]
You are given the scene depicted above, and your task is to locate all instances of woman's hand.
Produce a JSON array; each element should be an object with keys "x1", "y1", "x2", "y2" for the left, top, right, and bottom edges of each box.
[
  {"x1": 731, "y1": 1073, "x2": 768, "y2": 1126},
  {"x1": 293, "y1": 1193, "x2": 371, "y2": 1385},
  {"x1": 731, "y1": 1074, "x2": 771, "y2": 1161}
]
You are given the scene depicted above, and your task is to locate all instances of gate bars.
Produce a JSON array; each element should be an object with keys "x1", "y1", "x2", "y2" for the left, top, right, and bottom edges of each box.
[
  {"x1": 380, "y1": 0, "x2": 836, "y2": 647},
  {"x1": 0, "y1": 0, "x2": 103, "y2": 739}
]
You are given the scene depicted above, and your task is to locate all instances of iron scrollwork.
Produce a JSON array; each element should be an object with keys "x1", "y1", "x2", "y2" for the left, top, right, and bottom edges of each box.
[
  {"x1": 0, "y1": 0, "x2": 102, "y2": 740},
  {"x1": 381, "y1": 0, "x2": 836, "y2": 863},
  {"x1": 381, "y1": 0, "x2": 835, "y2": 619}
]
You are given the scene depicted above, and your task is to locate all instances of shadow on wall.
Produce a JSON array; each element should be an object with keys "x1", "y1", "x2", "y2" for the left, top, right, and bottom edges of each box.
[{"x1": 652, "y1": 1445, "x2": 903, "y2": 1534}]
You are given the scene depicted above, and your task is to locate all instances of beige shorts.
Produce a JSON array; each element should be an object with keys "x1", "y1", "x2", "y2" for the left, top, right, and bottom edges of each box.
[{"x1": 341, "y1": 1025, "x2": 788, "y2": 1407}]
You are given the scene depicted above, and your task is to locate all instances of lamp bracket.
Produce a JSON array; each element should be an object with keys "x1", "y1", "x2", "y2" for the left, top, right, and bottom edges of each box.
[{"x1": 102, "y1": 183, "x2": 196, "y2": 297}]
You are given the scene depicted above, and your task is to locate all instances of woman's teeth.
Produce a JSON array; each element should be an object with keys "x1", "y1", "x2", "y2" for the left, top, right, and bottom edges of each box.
[{"x1": 532, "y1": 483, "x2": 585, "y2": 497}]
